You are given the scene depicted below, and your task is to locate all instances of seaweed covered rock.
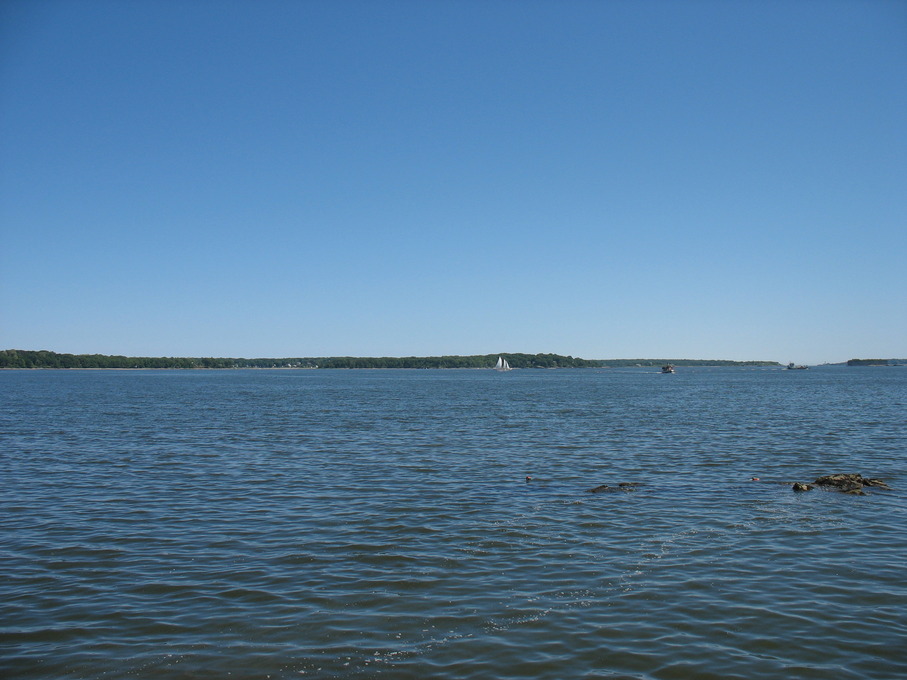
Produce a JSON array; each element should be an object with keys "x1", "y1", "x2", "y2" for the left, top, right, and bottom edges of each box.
[
  {"x1": 813, "y1": 473, "x2": 892, "y2": 493},
  {"x1": 792, "y1": 482, "x2": 813, "y2": 492}
]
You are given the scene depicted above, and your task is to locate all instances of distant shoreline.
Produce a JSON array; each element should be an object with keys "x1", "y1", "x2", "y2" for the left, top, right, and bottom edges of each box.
[
  {"x1": 1, "y1": 350, "x2": 784, "y2": 370},
  {"x1": 2, "y1": 365, "x2": 791, "y2": 371}
]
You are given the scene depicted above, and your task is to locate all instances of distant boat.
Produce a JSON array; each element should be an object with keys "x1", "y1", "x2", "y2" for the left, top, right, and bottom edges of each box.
[
  {"x1": 661, "y1": 364, "x2": 675, "y2": 374},
  {"x1": 494, "y1": 356, "x2": 512, "y2": 372},
  {"x1": 787, "y1": 362, "x2": 809, "y2": 370}
]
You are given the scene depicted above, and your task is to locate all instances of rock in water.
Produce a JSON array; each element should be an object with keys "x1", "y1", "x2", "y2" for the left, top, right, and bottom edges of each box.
[
  {"x1": 815, "y1": 473, "x2": 863, "y2": 488},
  {"x1": 589, "y1": 483, "x2": 640, "y2": 493},
  {"x1": 813, "y1": 473, "x2": 891, "y2": 494},
  {"x1": 792, "y1": 482, "x2": 813, "y2": 492}
]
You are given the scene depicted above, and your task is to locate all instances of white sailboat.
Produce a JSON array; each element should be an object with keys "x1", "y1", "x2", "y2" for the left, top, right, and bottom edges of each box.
[{"x1": 494, "y1": 356, "x2": 512, "y2": 372}]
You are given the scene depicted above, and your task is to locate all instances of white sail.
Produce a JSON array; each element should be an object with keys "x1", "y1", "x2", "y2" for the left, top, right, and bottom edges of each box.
[{"x1": 495, "y1": 356, "x2": 511, "y2": 371}]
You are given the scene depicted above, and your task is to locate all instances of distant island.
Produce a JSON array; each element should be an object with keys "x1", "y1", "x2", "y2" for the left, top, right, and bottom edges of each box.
[
  {"x1": 846, "y1": 358, "x2": 907, "y2": 366},
  {"x1": 1, "y1": 349, "x2": 781, "y2": 370}
]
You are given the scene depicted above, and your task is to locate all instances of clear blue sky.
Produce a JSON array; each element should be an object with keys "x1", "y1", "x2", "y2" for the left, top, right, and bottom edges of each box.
[{"x1": 2, "y1": 0, "x2": 905, "y2": 363}]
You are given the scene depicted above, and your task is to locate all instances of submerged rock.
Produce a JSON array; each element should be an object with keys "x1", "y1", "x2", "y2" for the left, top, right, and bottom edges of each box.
[
  {"x1": 588, "y1": 483, "x2": 639, "y2": 493},
  {"x1": 584, "y1": 474, "x2": 889, "y2": 497}
]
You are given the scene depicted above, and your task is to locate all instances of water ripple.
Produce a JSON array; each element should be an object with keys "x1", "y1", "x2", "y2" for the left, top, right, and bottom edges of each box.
[{"x1": 1, "y1": 367, "x2": 906, "y2": 679}]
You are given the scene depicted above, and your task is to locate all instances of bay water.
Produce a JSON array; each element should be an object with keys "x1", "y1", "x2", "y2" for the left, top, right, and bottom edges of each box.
[{"x1": 2, "y1": 366, "x2": 905, "y2": 678}]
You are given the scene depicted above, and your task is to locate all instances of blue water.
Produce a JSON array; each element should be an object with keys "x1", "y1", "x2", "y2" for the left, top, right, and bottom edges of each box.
[{"x1": 2, "y1": 366, "x2": 906, "y2": 678}]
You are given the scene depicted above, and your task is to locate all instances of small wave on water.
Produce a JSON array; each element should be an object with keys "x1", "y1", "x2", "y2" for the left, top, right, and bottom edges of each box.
[{"x1": 1, "y1": 367, "x2": 906, "y2": 679}]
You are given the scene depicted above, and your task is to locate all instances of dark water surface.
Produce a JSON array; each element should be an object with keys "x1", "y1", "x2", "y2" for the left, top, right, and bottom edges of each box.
[{"x1": 2, "y1": 367, "x2": 906, "y2": 679}]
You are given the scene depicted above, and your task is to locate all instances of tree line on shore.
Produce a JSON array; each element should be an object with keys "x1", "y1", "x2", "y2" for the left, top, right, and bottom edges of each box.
[
  {"x1": 0, "y1": 349, "x2": 782, "y2": 370},
  {"x1": 845, "y1": 358, "x2": 906, "y2": 366}
]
